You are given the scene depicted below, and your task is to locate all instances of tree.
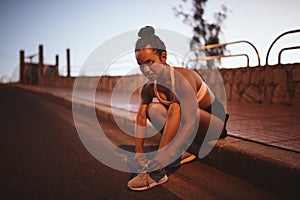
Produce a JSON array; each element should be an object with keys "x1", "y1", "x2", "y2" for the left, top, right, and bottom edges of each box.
[{"x1": 174, "y1": 0, "x2": 229, "y2": 68}]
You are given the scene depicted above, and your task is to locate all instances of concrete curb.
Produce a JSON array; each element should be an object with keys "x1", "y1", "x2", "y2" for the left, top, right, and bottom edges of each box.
[
  {"x1": 204, "y1": 137, "x2": 299, "y2": 199},
  {"x1": 11, "y1": 84, "x2": 300, "y2": 199}
]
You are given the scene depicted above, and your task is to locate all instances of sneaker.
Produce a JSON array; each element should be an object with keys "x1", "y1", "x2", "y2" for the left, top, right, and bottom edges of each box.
[
  {"x1": 127, "y1": 170, "x2": 168, "y2": 191},
  {"x1": 168, "y1": 152, "x2": 196, "y2": 168},
  {"x1": 180, "y1": 152, "x2": 196, "y2": 165}
]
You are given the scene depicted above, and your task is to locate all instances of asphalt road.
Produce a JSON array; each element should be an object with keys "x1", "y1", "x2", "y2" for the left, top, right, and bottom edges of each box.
[{"x1": 0, "y1": 86, "x2": 285, "y2": 200}]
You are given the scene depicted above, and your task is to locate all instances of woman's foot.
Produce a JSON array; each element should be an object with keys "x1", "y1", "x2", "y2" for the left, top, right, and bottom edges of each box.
[
  {"x1": 168, "y1": 152, "x2": 196, "y2": 168},
  {"x1": 127, "y1": 169, "x2": 168, "y2": 191}
]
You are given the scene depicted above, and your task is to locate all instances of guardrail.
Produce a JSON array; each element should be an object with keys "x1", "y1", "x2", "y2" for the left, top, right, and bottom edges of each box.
[
  {"x1": 265, "y1": 28, "x2": 300, "y2": 65},
  {"x1": 278, "y1": 45, "x2": 300, "y2": 64},
  {"x1": 189, "y1": 53, "x2": 250, "y2": 67},
  {"x1": 187, "y1": 40, "x2": 261, "y2": 68}
]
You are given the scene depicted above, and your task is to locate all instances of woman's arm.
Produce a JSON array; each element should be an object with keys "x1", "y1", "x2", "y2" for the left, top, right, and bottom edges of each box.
[
  {"x1": 135, "y1": 104, "x2": 147, "y2": 153},
  {"x1": 134, "y1": 83, "x2": 153, "y2": 153},
  {"x1": 149, "y1": 70, "x2": 199, "y2": 169},
  {"x1": 168, "y1": 78, "x2": 199, "y2": 156},
  {"x1": 167, "y1": 68, "x2": 200, "y2": 155}
]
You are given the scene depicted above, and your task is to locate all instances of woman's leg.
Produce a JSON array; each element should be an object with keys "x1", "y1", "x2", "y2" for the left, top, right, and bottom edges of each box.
[
  {"x1": 147, "y1": 102, "x2": 224, "y2": 153},
  {"x1": 189, "y1": 109, "x2": 224, "y2": 156},
  {"x1": 147, "y1": 102, "x2": 181, "y2": 149},
  {"x1": 146, "y1": 102, "x2": 167, "y2": 132}
]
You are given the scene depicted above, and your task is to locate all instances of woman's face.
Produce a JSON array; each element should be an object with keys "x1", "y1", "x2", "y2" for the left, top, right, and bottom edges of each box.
[{"x1": 135, "y1": 45, "x2": 166, "y2": 81}]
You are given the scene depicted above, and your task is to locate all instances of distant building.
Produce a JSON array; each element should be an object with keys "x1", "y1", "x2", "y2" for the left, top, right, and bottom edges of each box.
[
  {"x1": 20, "y1": 45, "x2": 68, "y2": 85},
  {"x1": 23, "y1": 62, "x2": 58, "y2": 85}
]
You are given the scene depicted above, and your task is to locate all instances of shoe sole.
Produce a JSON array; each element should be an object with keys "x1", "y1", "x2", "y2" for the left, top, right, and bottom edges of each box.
[
  {"x1": 168, "y1": 154, "x2": 197, "y2": 168},
  {"x1": 127, "y1": 175, "x2": 168, "y2": 191},
  {"x1": 180, "y1": 154, "x2": 196, "y2": 165}
]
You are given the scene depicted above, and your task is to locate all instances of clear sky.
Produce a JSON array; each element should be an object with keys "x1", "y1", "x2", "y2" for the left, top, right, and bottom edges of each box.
[{"x1": 0, "y1": 0, "x2": 299, "y2": 82}]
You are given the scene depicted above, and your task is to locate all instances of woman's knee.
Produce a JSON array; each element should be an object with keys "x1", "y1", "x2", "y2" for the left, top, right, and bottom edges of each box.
[
  {"x1": 167, "y1": 102, "x2": 180, "y2": 116},
  {"x1": 147, "y1": 102, "x2": 167, "y2": 119}
]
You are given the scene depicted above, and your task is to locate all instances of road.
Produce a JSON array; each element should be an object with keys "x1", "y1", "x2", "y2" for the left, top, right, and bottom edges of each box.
[{"x1": 0, "y1": 86, "x2": 285, "y2": 200}]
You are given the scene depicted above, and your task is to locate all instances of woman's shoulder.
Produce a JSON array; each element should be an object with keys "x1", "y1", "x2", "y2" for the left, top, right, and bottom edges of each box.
[
  {"x1": 173, "y1": 66, "x2": 198, "y2": 74},
  {"x1": 173, "y1": 66, "x2": 203, "y2": 89},
  {"x1": 140, "y1": 81, "x2": 155, "y2": 103},
  {"x1": 173, "y1": 67, "x2": 202, "y2": 80}
]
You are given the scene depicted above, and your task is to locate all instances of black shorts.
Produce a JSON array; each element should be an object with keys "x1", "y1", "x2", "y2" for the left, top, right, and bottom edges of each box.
[
  {"x1": 204, "y1": 98, "x2": 226, "y2": 121},
  {"x1": 203, "y1": 98, "x2": 229, "y2": 138}
]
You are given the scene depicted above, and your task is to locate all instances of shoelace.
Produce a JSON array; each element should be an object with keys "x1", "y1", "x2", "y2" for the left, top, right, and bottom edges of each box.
[{"x1": 138, "y1": 173, "x2": 151, "y2": 189}]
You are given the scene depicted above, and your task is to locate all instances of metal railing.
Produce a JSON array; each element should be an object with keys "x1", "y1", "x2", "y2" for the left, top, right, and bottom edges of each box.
[
  {"x1": 265, "y1": 28, "x2": 300, "y2": 65},
  {"x1": 189, "y1": 53, "x2": 250, "y2": 67},
  {"x1": 188, "y1": 40, "x2": 261, "y2": 67},
  {"x1": 278, "y1": 45, "x2": 300, "y2": 64}
]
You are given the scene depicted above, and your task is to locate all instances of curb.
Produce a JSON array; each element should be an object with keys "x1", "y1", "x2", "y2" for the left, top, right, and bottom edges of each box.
[
  {"x1": 11, "y1": 84, "x2": 300, "y2": 199},
  {"x1": 204, "y1": 137, "x2": 299, "y2": 199}
]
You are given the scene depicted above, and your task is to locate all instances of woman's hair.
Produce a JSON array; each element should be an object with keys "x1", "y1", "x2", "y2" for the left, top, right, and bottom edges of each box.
[{"x1": 135, "y1": 26, "x2": 166, "y2": 56}]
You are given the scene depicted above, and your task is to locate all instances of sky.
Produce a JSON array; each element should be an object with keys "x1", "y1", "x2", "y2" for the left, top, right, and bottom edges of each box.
[{"x1": 0, "y1": 0, "x2": 299, "y2": 82}]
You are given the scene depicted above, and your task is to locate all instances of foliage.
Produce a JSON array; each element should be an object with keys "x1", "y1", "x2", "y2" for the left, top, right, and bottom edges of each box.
[{"x1": 174, "y1": 0, "x2": 229, "y2": 68}]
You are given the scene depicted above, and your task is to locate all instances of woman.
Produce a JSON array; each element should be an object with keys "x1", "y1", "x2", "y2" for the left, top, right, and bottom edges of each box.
[{"x1": 127, "y1": 26, "x2": 228, "y2": 191}]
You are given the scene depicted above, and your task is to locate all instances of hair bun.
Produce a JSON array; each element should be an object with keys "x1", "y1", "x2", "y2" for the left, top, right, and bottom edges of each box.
[{"x1": 138, "y1": 26, "x2": 155, "y2": 38}]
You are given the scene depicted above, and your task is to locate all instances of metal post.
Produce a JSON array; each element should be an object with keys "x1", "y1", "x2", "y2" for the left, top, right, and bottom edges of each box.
[
  {"x1": 19, "y1": 50, "x2": 25, "y2": 84},
  {"x1": 38, "y1": 44, "x2": 43, "y2": 77},
  {"x1": 55, "y1": 54, "x2": 59, "y2": 76},
  {"x1": 66, "y1": 48, "x2": 70, "y2": 77}
]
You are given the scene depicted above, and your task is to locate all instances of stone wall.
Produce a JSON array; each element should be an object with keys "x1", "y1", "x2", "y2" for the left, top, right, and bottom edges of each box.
[
  {"x1": 39, "y1": 63, "x2": 300, "y2": 105},
  {"x1": 218, "y1": 63, "x2": 300, "y2": 105},
  {"x1": 39, "y1": 74, "x2": 146, "y2": 94}
]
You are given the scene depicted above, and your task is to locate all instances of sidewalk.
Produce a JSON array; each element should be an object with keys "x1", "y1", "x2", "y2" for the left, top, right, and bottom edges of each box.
[{"x1": 10, "y1": 84, "x2": 300, "y2": 199}]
